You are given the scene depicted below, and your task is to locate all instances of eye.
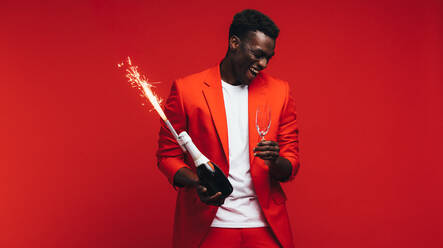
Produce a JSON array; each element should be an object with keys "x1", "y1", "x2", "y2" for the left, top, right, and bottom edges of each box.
[{"x1": 250, "y1": 49, "x2": 264, "y2": 59}]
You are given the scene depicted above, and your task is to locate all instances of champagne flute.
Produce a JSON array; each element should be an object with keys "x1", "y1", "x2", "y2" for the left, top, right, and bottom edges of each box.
[{"x1": 256, "y1": 104, "x2": 271, "y2": 141}]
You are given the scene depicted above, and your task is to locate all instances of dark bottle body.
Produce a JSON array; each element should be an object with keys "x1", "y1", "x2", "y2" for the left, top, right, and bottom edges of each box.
[
  {"x1": 178, "y1": 131, "x2": 233, "y2": 198},
  {"x1": 196, "y1": 161, "x2": 233, "y2": 198}
]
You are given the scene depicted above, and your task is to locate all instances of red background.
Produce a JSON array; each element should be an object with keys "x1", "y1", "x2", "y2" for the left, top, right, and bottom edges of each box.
[{"x1": 1, "y1": 0, "x2": 442, "y2": 247}]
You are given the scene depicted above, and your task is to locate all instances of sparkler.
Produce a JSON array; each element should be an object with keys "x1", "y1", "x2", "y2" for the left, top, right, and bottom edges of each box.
[
  {"x1": 119, "y1": 57, "x2": 232, "y2": 195},
  {"x1": 118, "y1": 57, "x2": 181, "y2": 142}
]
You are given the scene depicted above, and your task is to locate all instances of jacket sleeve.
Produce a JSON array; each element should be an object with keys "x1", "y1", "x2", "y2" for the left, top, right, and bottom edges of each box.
[
  {"x1": 156, "y1": 81, "x2": 189, "y2": 186},
  {"x1": 277, "y1": 81, "x2": 300, "y2": 181}
]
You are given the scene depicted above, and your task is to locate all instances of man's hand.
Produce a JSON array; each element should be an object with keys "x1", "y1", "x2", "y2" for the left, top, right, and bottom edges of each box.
[
  {"x1": 253, "y1": 140, "x2": 280, "y2": 163},
  {"x1": 196, "y1": 185, "x2": 225, "y2": 206},
  {"x1": 253, "y1": 140, "x2": 293, "y2": 181},
  {"x1": 174, "y1": 167, "x2": 226, "y2": 206}
]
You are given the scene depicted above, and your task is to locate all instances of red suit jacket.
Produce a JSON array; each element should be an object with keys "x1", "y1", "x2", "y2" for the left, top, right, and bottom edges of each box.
[{"x1": 157, "y1": 65, "x2": 300, "y2": 248}]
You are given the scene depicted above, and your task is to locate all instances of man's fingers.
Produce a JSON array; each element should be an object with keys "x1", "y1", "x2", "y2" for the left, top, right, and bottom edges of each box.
[
  {"x1": 196, "y1": 187, "x2": 221, "y2": 200},
  {"x1": 209, "y1": 192, "x2": 225, "y2": 206},
  {"x1": 254, "y1": 151, "x2": 279, "y2": 157},
  {"x1": 254, "y1": 141, "x2": 279, "y2": 152},
  {"x1": 254, "y1": 149, "x2": 279, "y2": 156},
  {"x1": 208, "y1": 192, "x2": 222, "y2": 201},
  {"x1": 254, "y1": 151, "x2": 279, "y2": 162},
  {"x1": 254, "y1": 145, "x2": 279, "y2": 152},
  {"x1": 253, "y1": 140, "x2": 280, "y2": 160},
  {"x1": 197, "y1": 185, "x2": 207, "y2": 193},
  {"x1": 198, "y1": 191, "x2": 224, "y2": 206},
  {"x1": 258, "y1": 140, "x2": 275, "y2": 145},
  {"x1": 257, "y1": 140, "x2": 278, "y2": 146}
]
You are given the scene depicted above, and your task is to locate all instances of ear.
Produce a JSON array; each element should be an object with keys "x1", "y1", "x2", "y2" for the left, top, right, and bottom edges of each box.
[{"x1": 229, "y1": 35, "x2": 241, "y2": 51}]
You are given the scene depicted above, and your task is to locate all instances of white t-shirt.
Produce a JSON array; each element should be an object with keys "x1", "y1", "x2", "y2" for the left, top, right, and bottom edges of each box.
[{"x1": 210, "y1": 80, "x2": 268, "y2": 228}]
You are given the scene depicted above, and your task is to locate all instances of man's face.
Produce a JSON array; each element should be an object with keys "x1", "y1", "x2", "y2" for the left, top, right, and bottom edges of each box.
[{"x1": 230, "y1": 31, "x2": 276, "y2": 85}]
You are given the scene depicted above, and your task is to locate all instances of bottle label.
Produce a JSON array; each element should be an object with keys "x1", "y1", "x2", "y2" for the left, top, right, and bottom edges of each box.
[{"x1": 178, "y1": 131, "x2": 210, "y2": 168}]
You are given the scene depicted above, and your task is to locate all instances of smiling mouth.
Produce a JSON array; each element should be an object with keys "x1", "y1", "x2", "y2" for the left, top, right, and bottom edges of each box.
[{"x1": 249, "y1": 67, "x2": 259, "y2": 77}]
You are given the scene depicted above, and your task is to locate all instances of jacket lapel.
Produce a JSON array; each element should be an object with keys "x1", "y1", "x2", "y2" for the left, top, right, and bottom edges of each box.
[{"x1": 201, "y1": 66, "x2": 230, "y2": 170}]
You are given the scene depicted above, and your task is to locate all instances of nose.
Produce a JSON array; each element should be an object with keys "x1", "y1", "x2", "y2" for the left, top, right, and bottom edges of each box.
[{"x1": 258, "y1": 57, "x2": 268, "y2": 69}]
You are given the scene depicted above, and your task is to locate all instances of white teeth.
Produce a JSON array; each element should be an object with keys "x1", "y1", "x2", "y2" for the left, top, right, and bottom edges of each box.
[{"x1": 250, "y1": 68, "x2": 259, "y2": 74}]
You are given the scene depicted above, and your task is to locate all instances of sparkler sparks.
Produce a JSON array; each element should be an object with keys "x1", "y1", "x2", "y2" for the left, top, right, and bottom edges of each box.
[
  {"x1": 119, "y1": 56, "x2": 182, "y2": 144},
  {"x1": 119, "y1": 57, "x2": 167, "y2": 121}
]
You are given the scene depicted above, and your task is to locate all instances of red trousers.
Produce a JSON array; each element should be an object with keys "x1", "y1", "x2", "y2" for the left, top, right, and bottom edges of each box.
[{"x1": 199, "y1": 227, "x2": 281, "y2": 248}]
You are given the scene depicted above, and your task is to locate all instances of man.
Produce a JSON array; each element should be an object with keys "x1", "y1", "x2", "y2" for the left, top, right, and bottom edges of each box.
[{"x1": 157, "y1": 9, "x2": 300, "y2": 248}]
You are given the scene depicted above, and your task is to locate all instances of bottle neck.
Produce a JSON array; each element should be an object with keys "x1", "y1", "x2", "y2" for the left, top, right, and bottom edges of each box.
[{"x1": 178, "y1": 131, "x2": 209, "y2": 167}]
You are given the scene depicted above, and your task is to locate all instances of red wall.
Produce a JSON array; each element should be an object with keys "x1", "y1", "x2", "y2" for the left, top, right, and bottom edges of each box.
[{"x1": 1, "y1": 0, "x2": 441, "y2": 247}]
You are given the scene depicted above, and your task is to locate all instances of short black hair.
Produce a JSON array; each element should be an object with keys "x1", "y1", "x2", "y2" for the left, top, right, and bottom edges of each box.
[{"x1": 229, "y1": 9, "x2": 280, "y2": 40}]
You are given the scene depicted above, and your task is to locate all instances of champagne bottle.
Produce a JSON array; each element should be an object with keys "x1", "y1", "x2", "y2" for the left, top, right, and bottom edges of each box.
[{"x1": 178, "y1": 131, "x2": 233, "y2": 198}]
